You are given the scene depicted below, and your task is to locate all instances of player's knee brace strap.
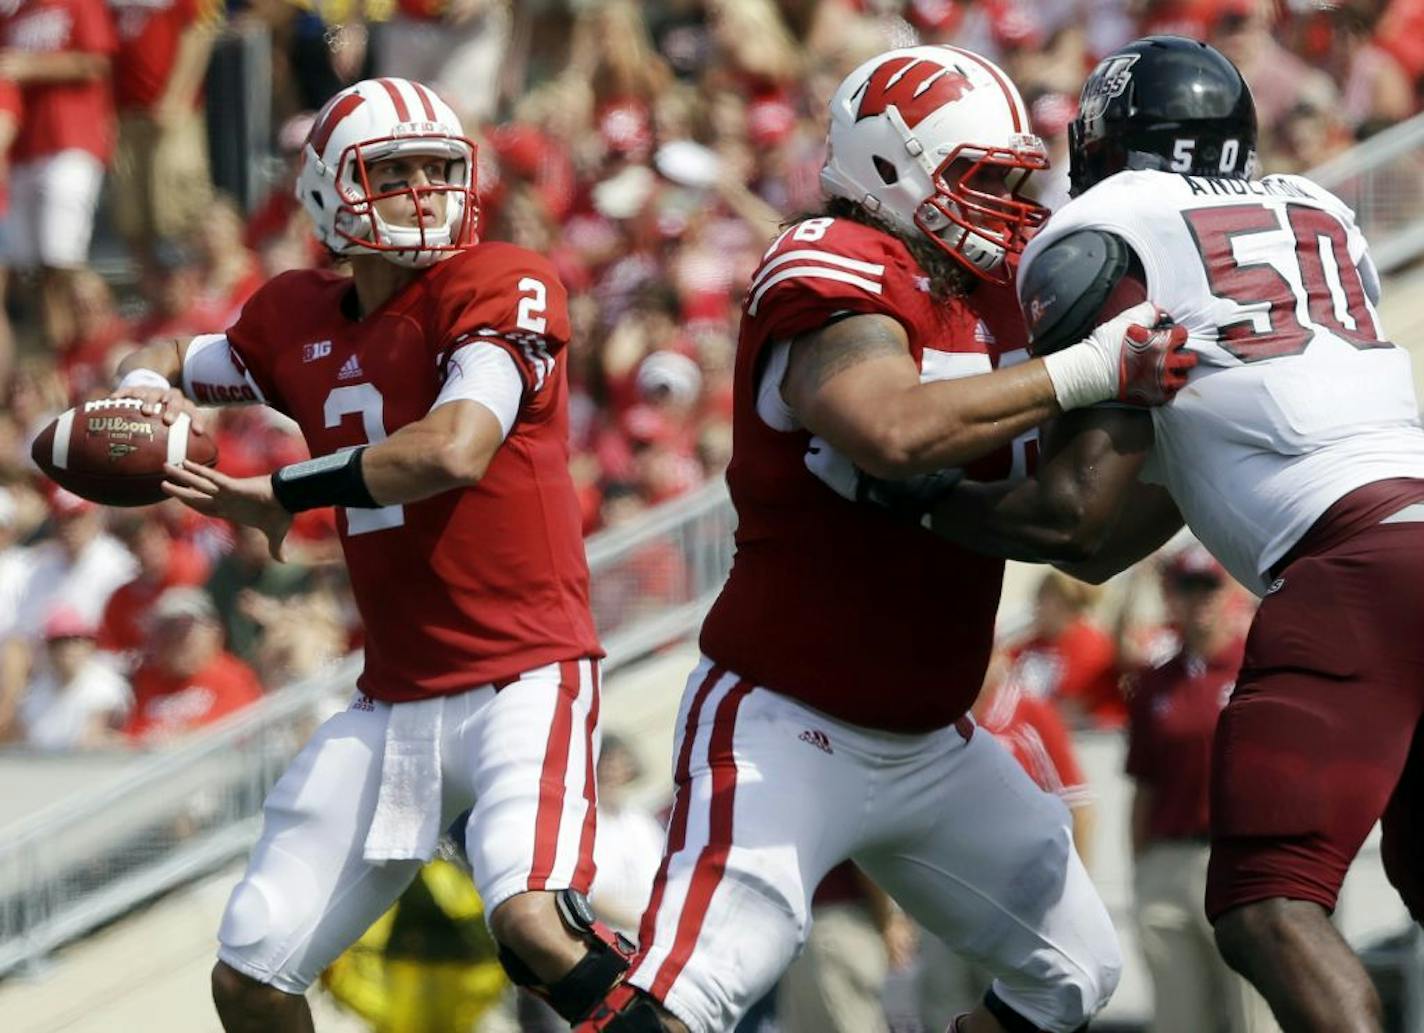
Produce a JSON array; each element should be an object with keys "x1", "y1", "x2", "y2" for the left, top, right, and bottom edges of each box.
[
  {"x1": 984, "y1": 987, "x2": 1088, "y2": 1033},
  {"x1": 497, "y1": 889, "x2": 635, "y2": 1022},
  {"x1": 573, "y1": 984, "x2": 669, "y2": 1032}
]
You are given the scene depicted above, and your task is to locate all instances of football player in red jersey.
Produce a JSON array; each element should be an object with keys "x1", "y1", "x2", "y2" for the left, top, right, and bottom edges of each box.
[
  {"x1": 111, "y1": 78, "x2": 627, "y2": 1031},
  {"x1": 575, "y1": 47, "x2": 1195, "y2": 1033}
]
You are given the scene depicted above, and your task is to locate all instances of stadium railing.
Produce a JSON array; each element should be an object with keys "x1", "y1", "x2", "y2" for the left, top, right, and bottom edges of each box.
[
  {"x1": 0, "y1": 479, "x2": 734, "y2": 978},
  {"x1": 1310, "y1": 111, "x2": 1424, "y2": 274}
]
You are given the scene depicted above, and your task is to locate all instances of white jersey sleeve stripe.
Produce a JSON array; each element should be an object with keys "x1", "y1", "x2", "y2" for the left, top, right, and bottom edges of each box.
[
  {"x1": 747, "y1": 267, "x2": 884, "y2": 316},
  {"x1": 748, "y1": 249, "x2": 885, "y2": 294},
  {"x1": 431, "y1": 341, "x2": 524, "y2": 440}
]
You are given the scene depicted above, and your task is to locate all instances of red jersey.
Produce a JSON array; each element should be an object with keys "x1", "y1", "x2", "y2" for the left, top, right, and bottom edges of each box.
[
  {"x1": 1125, "y1": 639, "x2": 1245, "y2": 842},
  {"x1": 109, "y1": 0, "x2": 199, "y2": 112},
  {"x1": 124, "y1": 650, "x2": 263, "y2": 742},
  {"x1": 3, "y1": 0, "x2": 117, "y2": 163},
  {"x1": 700, "y1": 216, "x2": 1029, "y2": 732},
  {"x1": 225, "y1": 244, "x2": 602, "y2": 702}
]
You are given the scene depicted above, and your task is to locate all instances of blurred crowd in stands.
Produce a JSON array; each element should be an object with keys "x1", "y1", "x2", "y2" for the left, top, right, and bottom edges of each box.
[{"x1": 0, "y1": 0, "x2": 1420, "y2": 743}]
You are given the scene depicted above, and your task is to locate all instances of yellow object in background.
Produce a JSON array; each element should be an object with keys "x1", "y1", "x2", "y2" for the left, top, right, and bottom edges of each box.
[{"x1": 322, "y1": 859, "x2": 509, "y2": 1033}]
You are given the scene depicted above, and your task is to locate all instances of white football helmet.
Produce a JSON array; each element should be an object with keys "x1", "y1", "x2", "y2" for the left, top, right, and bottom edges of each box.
[
  {"x1": 297, "y1": 77, "x2": 478, "y2": 268},
  {"x1": 822, "y1": 46, "x2": 1049, "y2": 283}
]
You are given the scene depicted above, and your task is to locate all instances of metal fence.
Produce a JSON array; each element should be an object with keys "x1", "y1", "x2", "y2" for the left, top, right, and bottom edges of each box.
[
  {"x1": 0, "y1": 480, "x2": 736, "y2": 978},
  {"x1": 1311, "y1": 112, "x2": 1424, "y2": 274}
]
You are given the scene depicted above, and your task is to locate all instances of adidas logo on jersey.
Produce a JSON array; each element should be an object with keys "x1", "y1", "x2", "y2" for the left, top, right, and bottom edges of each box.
[
  {"x1": 798, "y1": 729, "x2": 833, "y2": 754},
  {"x1": 351, "y1": 694, "x2": 375, "y2": 712},
  {"x1": 337, "y1": 355, "x2": 363, "y2": 381}
]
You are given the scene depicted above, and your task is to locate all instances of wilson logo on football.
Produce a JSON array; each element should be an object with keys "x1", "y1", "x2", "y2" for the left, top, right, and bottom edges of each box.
[
  {"x1": 854, "y1": 56, "x2": 974, "y2": 128},
  {"x1": 87, "y1": 417, "x2": 155, "y2": 438}
]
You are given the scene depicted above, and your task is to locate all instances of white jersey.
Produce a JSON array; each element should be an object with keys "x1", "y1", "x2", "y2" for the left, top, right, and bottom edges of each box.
[{"x1": 1022, "y1": 169, "x2": 1424, "y2": 593}]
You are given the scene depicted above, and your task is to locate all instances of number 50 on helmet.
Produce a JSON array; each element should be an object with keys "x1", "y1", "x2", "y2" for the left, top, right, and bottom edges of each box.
[
  {"x1": 297, "y1": 77, "x2": 479, "y2": 268},
  {"x1": 820, "y1": 46, "x2": 1050, "y2": 285}
]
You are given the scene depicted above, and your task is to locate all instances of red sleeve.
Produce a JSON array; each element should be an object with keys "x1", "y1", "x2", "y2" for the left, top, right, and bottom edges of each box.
[
  {"x1": 431, "y1": 243, "x2": 572, "y2": 414},
  {"x1": 743, "y1": 217, "x2": 907, "y2": 346},
  {"x1": 70, "y1": 0, "x2": 117, "y2": 55},
  {"x1": 225, "y1": 273, "x2": 306, "y2": 413}
]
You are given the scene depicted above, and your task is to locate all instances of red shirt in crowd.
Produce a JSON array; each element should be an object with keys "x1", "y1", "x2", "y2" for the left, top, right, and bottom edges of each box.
[
  {"x1": 1125, "y1": 638, "x2": 1246, "y2": 842},
  {"x1": 123, "y1": 651, "x2": 263, "y2": 742},
  {"x1": 395, "y1": 0, "x2": 442, "y2": 20},
  {"x1": 0, "y1": 74, "x2": 17, "y2": 212},
  {"x1": 109, "y1": 0, "x2": 200, "y2": 112},
  {"x1": 2, "y1": 0, "x2": 117, "y2": 163},
  {"x1": 1006, "y1": 618, "x2": 1125, "y2": 730},
  {"x1": 96, "y1": 540, "x2": 210, "y2": 655},
  {"x1": 980, "y1": 680, "x2": 1090, "y2": 809}
]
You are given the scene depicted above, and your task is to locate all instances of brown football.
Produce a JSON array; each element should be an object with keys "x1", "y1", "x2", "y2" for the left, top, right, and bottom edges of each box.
[{"x1": 30, "y1": 398, "x2": 219, "y2": 507}]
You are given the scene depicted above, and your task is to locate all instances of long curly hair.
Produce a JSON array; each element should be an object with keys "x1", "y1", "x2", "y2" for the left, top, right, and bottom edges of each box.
[{"x1": 785, "y1": 197, "x2": 978, "y2": 303}]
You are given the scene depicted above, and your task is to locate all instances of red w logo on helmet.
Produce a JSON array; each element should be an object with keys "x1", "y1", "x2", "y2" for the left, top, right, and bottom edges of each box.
[
  {"x1": 309, "y1": 92, "x2": 367, "y2": 155},
  {"x1": 854, "y1": 57, "x2": 974, "y2": 128}
]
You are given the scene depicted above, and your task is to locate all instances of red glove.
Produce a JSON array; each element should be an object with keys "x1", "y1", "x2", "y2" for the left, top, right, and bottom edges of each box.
[{"x1": 1117, "y1": 321, "x2": 1196, "y2": 406}]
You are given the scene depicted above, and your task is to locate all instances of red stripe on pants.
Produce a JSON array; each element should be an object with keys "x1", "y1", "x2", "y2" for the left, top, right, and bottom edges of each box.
[
  {"x1": 572, "y1": 661, "x2": 601, "y2": 891},
  {"x1": 630, "y1": 665, "x2": 725, "y2": 981},
  {"x1": 527, "y1": 660, "x2": 580, "y2": 891},
  {"x1": 649, "y1": 679, "x2": 753, "y2": 999}
]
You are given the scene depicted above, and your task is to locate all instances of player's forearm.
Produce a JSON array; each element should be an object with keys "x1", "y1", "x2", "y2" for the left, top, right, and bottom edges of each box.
[
  {"x1": 116, "y1": 339, "x2": 186, "y2": 385},
  {"x1": 873, "y1": 361, "x2": 1061, "y2": 477},
  {"x1": 1053, "y1": 487, "x2": 1183, "y2": 585},
  {"x1": 360, "y1": 403, "x2": 502, "y2": 506},
  {"x1": 929, "y1": 475, "x2": 1090, "y2": 561},
  {"x1": 360, "y1": 431, "x2": 477, "y2": 504}
]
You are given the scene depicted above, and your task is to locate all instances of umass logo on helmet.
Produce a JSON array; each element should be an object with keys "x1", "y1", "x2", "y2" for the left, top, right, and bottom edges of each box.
[
  {"x1": 853, "y1": 56, "x2": 974, "y2": 128},
  {"x1": 1080, "y1": 53, "x2": 1140, "y2": 122}
]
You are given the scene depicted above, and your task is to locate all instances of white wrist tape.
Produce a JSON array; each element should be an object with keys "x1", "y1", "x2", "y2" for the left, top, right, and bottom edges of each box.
[
  {"x1": 116, "y1": 368, "x2": 173, "y2": 391},
  {"x1": 1042, "y1": 342, "x2": 1116, "y2": 411}
]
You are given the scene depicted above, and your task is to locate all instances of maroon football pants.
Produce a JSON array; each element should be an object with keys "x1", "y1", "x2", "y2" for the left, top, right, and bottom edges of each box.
[{"x1": 1207, "y1": 517, "x2": 1424, "y2": 923}]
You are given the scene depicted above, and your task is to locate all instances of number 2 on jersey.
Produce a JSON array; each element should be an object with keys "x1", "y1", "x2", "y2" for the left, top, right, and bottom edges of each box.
[
  {"x1": 324, "y1": 384, "x2": 404, "y2": 535},
  {"x1": 1182, "y1": 202, "x2": 1386, "y2": 362}
]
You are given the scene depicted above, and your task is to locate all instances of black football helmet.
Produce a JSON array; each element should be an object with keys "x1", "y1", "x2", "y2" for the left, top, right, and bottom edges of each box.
[{"x1": 1068, "y1": 35, "x2": 1257, "y2": 196}]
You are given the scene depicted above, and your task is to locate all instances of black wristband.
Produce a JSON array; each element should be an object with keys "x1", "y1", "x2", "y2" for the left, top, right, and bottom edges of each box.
[{"x1": 271, "y1": 446, "x2": 379, "y2": 513}]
